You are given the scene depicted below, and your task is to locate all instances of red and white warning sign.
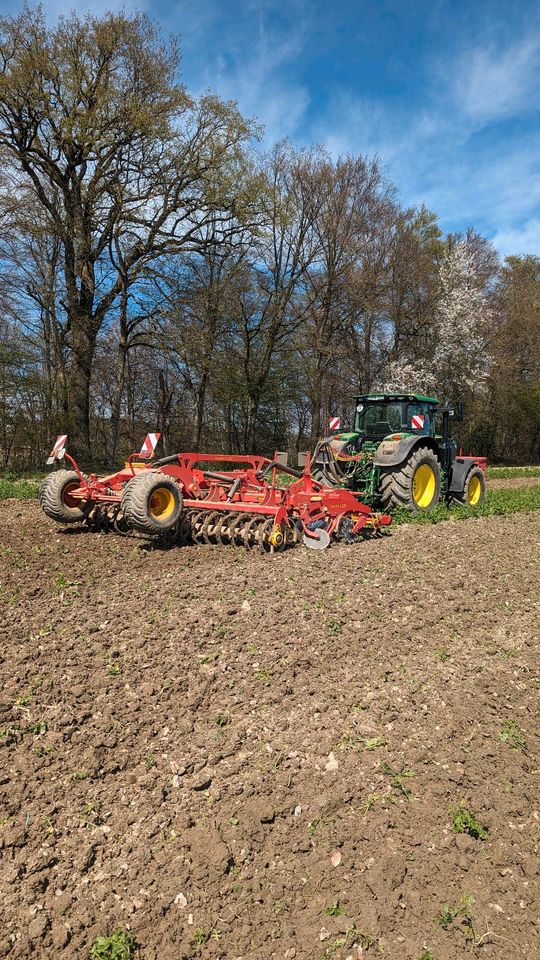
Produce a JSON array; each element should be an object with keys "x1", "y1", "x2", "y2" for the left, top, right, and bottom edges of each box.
[
  {"x1": 411, "y1": 414, "x2": 425, "y2": 430},
  {"x1": 46, "y1": 434, "x2": 68, "y2": 465},
  {"x1": 329, "y1": 417, "x2": 341, "y2": 431},
  {"x1": 139, "y1": 432, "x2": 161, "y2": 458}
]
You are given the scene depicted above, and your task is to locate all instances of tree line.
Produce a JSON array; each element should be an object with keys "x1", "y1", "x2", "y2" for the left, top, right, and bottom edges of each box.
[{"x1": 1, "y1": 6, "x2": 539, "y2": 470}]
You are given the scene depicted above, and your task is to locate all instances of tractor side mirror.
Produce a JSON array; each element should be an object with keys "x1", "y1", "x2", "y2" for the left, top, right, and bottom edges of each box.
[{"x1": 448, "y1": 402, "x2": 464, "y2": 422}]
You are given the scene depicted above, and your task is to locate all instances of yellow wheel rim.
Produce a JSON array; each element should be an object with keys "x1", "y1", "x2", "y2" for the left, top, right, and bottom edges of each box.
[
  {"x1": 467, "y1": 474, "x2": 482, "y2": 505},
  {"x1": 412, "y1": 463, "x2": 436, "y2": 508},
  {"x1": 149, "y1": 487, "x2": 176, "y2": 520}
]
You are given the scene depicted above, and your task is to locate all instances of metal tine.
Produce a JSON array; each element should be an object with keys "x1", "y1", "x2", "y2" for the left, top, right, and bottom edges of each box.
[
  {"x1": 242, "y1": 515, "x2": 260, "y2": 548},
  {"x1": 214, "y1": 512, "x2": 232, "y2": 544},
  {"x1": 201, "y1": 510, "x2": 219, "y2": 544}
]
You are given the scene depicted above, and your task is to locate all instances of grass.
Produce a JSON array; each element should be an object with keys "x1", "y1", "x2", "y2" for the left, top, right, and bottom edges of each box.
[
  {"x1": 337, "y1": 733, "x2": 387, "y2": 752},
  {"x1": 434, "y1": 895, "x2": 487, "y2": 945},
  {"x1": 324, "y1": 901, "x2": 345, "y2": 917},
  {"x1": 252, "y1": 668, "x2": 272, "y2": 685},
  {"x1": 320, "y1": 926, "x2": 381, "y2": 959},
  {"x1": 0, "y1": 476, "x2": 39, "y2": 500},
  {"x1": 89, "y1": 929, "x2": 137, "y2": 959}
]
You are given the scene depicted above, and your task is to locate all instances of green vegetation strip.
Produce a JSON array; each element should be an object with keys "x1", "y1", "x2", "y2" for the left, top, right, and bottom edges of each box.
[
  {"x1": 393, "y1": 483, "x2": 540, "y2": 525},
  {"x1": 1, "y1": 472, "x2": 540, "y2": 525},
  {"x1": 487, "y1": 465, "x2": 540, "y2": 479},
  {"x1": 0, "y1": 477, "x2": 40, "y2": 500}
]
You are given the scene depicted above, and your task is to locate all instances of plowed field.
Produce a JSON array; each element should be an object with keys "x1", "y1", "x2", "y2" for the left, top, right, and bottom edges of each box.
[{"x1": 1, "y1": 500, "x2": 539, "y2": 960}]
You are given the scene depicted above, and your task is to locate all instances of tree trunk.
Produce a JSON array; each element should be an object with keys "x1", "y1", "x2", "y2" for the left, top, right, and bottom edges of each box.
[
  {"x1": 109, "y1": 340, "x2": 127, "y2": 467},
  {"x1": 69, "y1": 320, "x2": 97, "y2": 467},
  {"x1": 108, "y1": 286, "x2": 129, "y2": 466},
  {"x1": 245, "y1": 392, "x2": 261, "y2": 453},
  {"x1": 310, "y1": 361, "x2": 324, "y2": 446},
  {"x1": 157, "y1": 370, "x2": 174, "y2": 453},
  {"x1": 193, "y1": 370, "x2": 209, "y2": 451}
]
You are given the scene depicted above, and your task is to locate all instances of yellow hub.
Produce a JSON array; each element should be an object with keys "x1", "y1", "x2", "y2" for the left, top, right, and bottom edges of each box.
[
  {"x1": 467, "y1": 474, "x2": 482, "y2": 505},
  {"x1": 268, "y1": 524, "x2": 284, "y2": 548},
  {"x1": 412, "y1": 463, "x2": 436, "y2": 508},
  {"x1": 149, "y1": 487, "x2": 175, "y2": 520}
]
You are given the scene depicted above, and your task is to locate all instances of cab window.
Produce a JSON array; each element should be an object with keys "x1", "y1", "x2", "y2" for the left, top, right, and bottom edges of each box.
[{"x1": 355, "y1": 402, "x2": 402, "y2": 434}]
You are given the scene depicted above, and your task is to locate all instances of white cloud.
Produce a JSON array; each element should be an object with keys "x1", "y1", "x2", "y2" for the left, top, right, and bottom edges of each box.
[
  {"x1": 309, "y1": 26, "x2": 540, "y2": 255},
  {"x1": 187, "y1": 7, "x2": 310, "y2": 144},
  {"x1": 452, "y1": 35, "x2": 540, "y2": 124},
  {"x1": 490, "y1": 219, "x2": 540, "y2": 257}
]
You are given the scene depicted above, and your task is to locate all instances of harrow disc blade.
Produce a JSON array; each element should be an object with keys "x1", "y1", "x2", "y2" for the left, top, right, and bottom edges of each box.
[
  {"x1": 189, "y1": 510, "x2": 207, "y2": 543},
  {"x1": 302, "y1": 528, "x2": 331, "y2": 551}
]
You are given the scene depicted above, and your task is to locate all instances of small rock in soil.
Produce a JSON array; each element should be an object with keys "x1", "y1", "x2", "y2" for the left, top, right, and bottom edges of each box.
[{"x1": 325, "y1": 751, "x2": 339, "y2": 771}]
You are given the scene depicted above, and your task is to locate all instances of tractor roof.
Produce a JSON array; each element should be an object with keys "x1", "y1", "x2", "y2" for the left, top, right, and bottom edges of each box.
[{"x1": 354, "y1": 392, "x2": 440, "y2": 404}]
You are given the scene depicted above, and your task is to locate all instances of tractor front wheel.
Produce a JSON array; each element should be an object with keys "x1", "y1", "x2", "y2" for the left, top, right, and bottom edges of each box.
[
  {"x1": 121, "y1": 472, "x2": 182, "y2": 534},
  {"x1": 380, "y1": 447, "x2": 441, "y2": 513},
  {"x1": 451, "y1": 466, "x2": 486, "y2": 507},
  {"x1": 39, "y1": 470, "x2": 89, "y2": 523}
]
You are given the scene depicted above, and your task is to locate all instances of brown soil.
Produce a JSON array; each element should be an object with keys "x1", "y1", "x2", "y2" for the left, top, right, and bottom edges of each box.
[
  {"x1": 1, "y1": 500, "x2": 539, "y2": 960},
  {"x1": 488, "y1": 477, "x2": 540, "y2": 489}
]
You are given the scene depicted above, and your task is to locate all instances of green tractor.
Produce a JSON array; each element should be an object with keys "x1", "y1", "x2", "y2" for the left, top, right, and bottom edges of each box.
[{"x1": 312, "y1": 393, "x2": 487, "y2": 513}]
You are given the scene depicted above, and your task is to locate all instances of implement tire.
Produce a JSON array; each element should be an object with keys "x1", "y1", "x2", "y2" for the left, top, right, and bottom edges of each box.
[
  {"x1": 380, "y1": 447, "x2": 441, "y2": 513},
  {"x1": 39, "y1": 470, "x2": 89, "y2": 523},
  {"x1": 121, "y1": 471, "x2": 182, "y2": 534},
  {"x1": 451, "y1": 465, "x2": 486, "y2": 507}
]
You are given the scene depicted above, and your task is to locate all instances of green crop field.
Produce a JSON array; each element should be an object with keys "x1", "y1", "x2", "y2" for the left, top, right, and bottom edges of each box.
[
  {"x1": 487, "y1": 465, "x2": 540, "y2": 479},
  {"x1": 393, "y1": 483, "x2": 540, "y2": 524}
]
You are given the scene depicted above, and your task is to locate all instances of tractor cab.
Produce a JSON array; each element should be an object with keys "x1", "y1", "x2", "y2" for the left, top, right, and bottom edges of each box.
[{"x1": 353, "y1": 393, "x2": 439, "y2": 442}]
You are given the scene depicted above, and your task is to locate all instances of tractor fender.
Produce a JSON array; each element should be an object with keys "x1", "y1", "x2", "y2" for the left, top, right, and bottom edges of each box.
[
  {"x1": 373, "y1": 435, "x2": 440, "y2": 468},
  {"x1": 448, "y1": 457, "x2": 477, "y2": 493}
]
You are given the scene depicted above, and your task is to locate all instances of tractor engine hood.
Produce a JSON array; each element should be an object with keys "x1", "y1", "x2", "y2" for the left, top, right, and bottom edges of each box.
[
  {"x1": 322, "y1": 432, "x2": 361, "y2": 455},
  {"x1": 325, "y1": 430, "x2": 411, "y2": 452}
]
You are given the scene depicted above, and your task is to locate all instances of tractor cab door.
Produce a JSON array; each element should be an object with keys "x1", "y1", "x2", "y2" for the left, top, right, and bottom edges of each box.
[{"x1": 406, "y1": 402, "x2": 435, "y2": 437}]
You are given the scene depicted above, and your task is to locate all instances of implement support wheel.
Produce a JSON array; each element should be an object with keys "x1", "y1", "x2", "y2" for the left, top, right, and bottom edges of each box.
[
  {"x1": 121, "y1": 471, "x2": 182, "y2": 534},
  {"x1": 39, "y1": 470, "x2": 89, "y2": 523}
]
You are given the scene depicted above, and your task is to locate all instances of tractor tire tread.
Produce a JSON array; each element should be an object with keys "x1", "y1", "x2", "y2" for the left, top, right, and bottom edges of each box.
[{"x1": 380, "y1": 446, "x2": 441, "y2": 513}]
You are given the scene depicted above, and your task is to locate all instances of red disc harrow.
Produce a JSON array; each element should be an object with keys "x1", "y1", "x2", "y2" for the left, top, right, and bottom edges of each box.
[{"x1": 39, "y1": 434, "x2": 391, "y2": 551}]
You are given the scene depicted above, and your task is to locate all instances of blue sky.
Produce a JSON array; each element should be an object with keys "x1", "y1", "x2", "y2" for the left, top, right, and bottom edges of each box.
[{"x1": 4, "y1": 0, "x2": 540, "y2": 256}]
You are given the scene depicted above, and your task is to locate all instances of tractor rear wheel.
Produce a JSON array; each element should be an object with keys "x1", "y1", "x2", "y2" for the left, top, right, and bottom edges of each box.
[
  {"x1": 121, "y1": 472, "x2": 182, "y2": 534},
  {"x1": 380, "y1": 447, "x2": 441, "y2": 513},
  {"x1": 451, "y1": 465, "x2": 486, "y2": 507},
  {"x1": 39, "y1": 470, "x2": 89, "y2": 523}
]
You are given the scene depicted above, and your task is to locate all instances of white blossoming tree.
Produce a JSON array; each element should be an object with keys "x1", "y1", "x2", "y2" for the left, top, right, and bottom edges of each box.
[{"x1": 379, "y1": 241, "x2": 492, "y2": 399}]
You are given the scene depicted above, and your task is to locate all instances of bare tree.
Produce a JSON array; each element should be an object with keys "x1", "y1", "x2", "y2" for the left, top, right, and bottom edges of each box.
[{"x1": 0, "y1": 6, "x2": 257, "y2": 461}]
